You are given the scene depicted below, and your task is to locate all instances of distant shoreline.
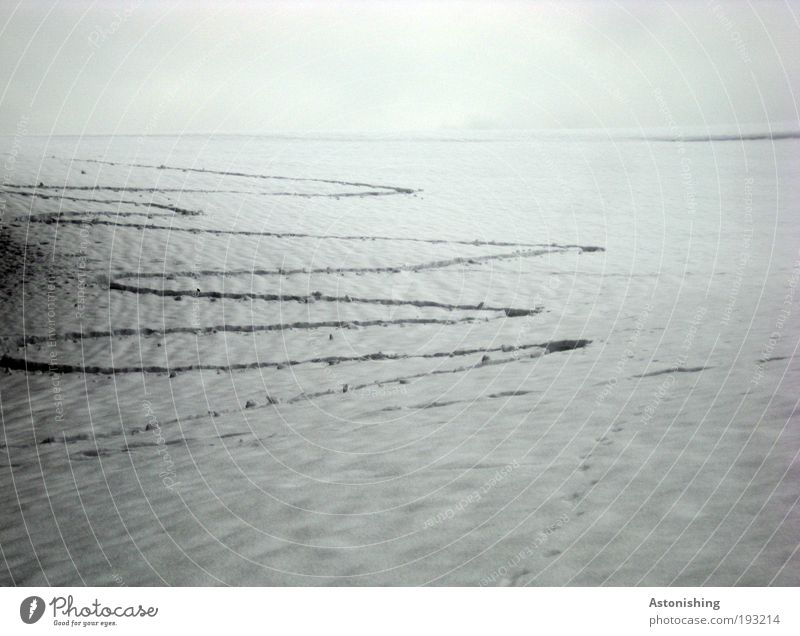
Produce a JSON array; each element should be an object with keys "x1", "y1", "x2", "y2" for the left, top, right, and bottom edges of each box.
[{"x1": 2, "y1": 128, "x2": 799, "y2": 143}]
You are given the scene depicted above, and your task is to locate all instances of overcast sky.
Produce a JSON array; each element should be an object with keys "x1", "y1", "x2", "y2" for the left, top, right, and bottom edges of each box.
[{"x1": 0, "y1": 0, "x2": 798, "y2": 135}]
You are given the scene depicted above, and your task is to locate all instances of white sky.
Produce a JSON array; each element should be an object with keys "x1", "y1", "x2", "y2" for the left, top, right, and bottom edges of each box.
[{"x1": 0, "y1": 0, "x2": 798, "y2": 135}]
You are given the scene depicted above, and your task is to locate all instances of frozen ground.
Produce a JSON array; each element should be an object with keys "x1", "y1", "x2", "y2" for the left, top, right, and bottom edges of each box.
[{"x1": 0, "y1": 131, "x2": 798, "y2": 585}]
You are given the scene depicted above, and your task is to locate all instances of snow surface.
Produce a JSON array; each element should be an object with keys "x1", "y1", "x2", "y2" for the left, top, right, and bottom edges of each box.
[{"x1": 0, "y1": 132, "x2": 798, "y2": 585}]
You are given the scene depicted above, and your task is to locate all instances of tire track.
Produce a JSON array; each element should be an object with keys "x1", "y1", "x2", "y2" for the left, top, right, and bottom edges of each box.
[
  {"x1": 18, "y1": 215, "x2": 605, "y2": 252},
  {"x1": 15, "y1": 210, "x2": 174, "y2": 221},
  {"x1": 107, "y1": 280, "x2": 541, "y2": 316},
  {"x1": 111, "y1": 246, "x2": 566, "y2": 281},
  {"x1": 16, "y1": 314, "x2": 494, "y2": 346},
  {"x1": 66, "y1": 158, "x2": 418, "y2": 195},
  {"x1": 377, "y1": 389, "x2": 538, "y2": 414},
  {"x1": 0, "y1": 344, "x2": 587, "y2": 452},
  {"x1": 0, "y1": 339, "x2": 589, "y2": 376},
  {"x1": 5, "y1": 184, "x2": 403, "y2": 199},
  {"x1": 1, "y1": 188, "x2": 202, "y2": 216},
  {"x1": 635, "y1": 366, "x2": 710, "y2": 378},
  {"x1": 284, "y1": 339, "x2": 591, "y2": 404}
]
